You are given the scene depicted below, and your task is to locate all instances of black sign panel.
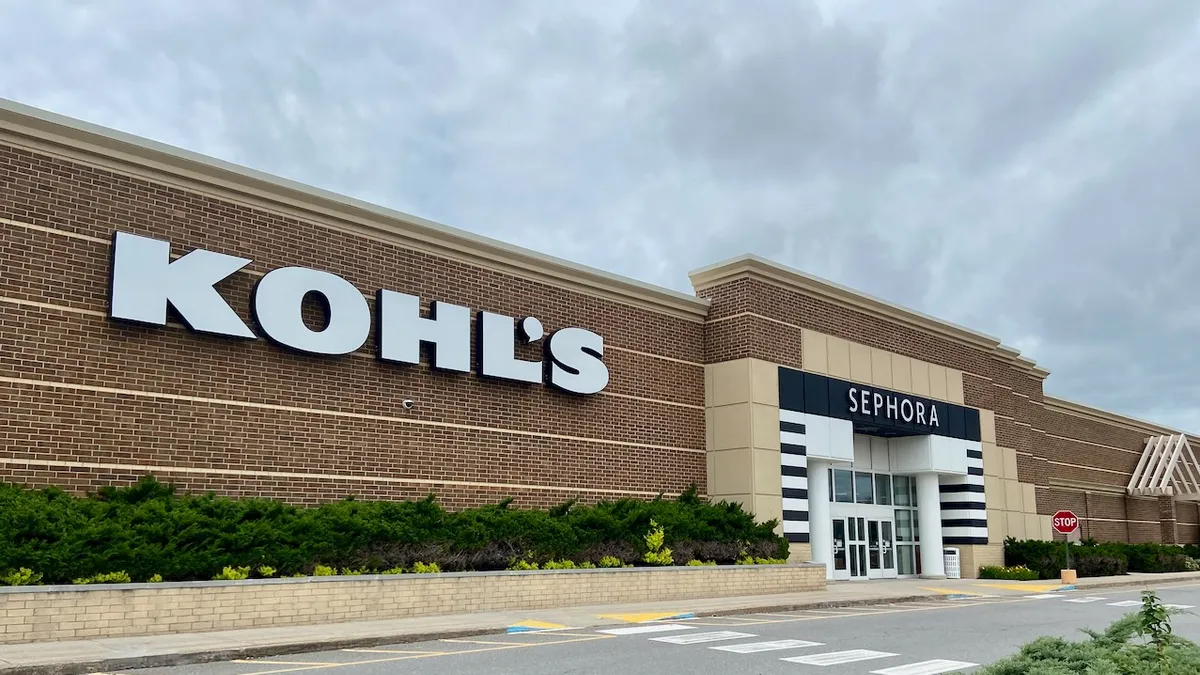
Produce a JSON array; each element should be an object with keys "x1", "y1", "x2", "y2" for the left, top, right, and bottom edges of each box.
[{"x1": 779, "y1": 367, "x2": 980, "y2": 442}]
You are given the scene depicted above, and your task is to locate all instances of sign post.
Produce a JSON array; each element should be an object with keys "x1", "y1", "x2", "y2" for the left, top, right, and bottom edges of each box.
[{"x1": 1052, "y1": 510, "x2": 1080, "y2": 582}]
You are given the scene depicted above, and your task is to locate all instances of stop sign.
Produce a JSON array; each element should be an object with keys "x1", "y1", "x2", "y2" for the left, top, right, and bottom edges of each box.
[{"x1": 1052, "y1": 510, "x2": 1079, "y2": 534}]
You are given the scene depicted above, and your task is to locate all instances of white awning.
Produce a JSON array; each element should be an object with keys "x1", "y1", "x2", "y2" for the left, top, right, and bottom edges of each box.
[{"x1": 1127, "y1": 433, "x2": 1200, "y2": 501}]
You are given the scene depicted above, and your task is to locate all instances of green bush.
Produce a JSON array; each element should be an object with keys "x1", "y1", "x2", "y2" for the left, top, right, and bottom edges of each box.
[
  {"x1": 72, "y1": 571, "x2": 132, "y2": 585},
  {"x1": 212, "y1": 566, "x2": 250, "y2": 581},
  {"x1": 0, "y1": 478, "x2": 784, "y2": 583},
  {"x1": 0, "y1": 568, "x2": 41, "y2": 586},
  {"x1": 411, "y1": 562, "x2": 440, "y2": 574},
  {"x1": 978, "y1": 591, "x2": 1200, "y2": 673},
  {"x1": 1003, "y1": 538, "x2": 1191, "y2": 580},
  {"x1": 148, "y1": 574, "x2": 163, "y2": 583},
  {"x1": 978, "y1": 565, "x2": 1039, "y2": 581}
]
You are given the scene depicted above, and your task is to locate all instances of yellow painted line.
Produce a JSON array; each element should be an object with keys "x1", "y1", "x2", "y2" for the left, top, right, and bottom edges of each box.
[
  {"x1": 974, "y1": 582, "x2": 1065, "y2": 592},
  {"x1": 509, "y1": 619, "x2": 569, "y2": 630},
  {"x1": 595, "y1": 611, "x2": 689, "y2": 623},
  {"x1": 921, "y1": 586, "x2": 986, "y2": 596},
  {"x1": 239, "y1": 636, "x2": 613, "y2": 675},
  {"x1": 441, "y1": 638, "x2": 520, "y2": 646},
  {"x1": 341, "y1": 648, "x2": 444, "y2": 654},
  {"x1": 233, "y1": 661, "x2": 340, "y2": 666}
]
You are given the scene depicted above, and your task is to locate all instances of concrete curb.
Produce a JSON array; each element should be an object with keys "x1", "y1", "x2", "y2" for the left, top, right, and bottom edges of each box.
[{"x1": 0, "y1": 594, "x2": 952, "y2": 675}]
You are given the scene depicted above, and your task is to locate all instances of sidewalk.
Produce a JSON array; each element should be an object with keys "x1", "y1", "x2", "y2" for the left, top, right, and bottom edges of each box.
[{"x1": 5, "y1": 572, "x2": 1200, "y2": 675}]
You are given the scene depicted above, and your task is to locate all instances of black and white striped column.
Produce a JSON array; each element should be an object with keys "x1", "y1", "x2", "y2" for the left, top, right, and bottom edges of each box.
[
  {"x1": 939, "y1": 442, "x2": 988, "y2": 545},
  {"x1": 779, "y1": 411, "x2": 809, "y2": 544}
]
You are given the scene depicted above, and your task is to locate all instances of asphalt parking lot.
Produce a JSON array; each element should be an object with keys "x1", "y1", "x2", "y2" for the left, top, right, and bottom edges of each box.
[{"x1": 120, "y1": 582, "x2": 1200, "y2": 675}]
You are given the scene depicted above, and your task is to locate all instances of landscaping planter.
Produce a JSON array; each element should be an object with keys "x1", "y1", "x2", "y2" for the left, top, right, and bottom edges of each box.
[{"x1": 0, "y1": 563, "x2": 825, "y2": 644}]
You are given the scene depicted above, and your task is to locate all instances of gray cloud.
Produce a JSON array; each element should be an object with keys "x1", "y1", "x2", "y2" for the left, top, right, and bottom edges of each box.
[{"x1": 3, "y1": 0, "x2": 1200, "y2": 430}]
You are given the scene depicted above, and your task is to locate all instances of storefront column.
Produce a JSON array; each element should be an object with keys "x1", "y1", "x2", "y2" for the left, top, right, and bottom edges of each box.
[
  {"x1": 916, "y1": 472, "x2": 946, "y2": 579},
  {"x1": 808, "y1": 459, "x2": 833, "y2": 579}
]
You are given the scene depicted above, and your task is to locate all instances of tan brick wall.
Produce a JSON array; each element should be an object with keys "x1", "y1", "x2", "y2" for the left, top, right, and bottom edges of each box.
[
  {"x1": 0, "y1": 141, "x2": 707, "y2": 508},
  {"x1": 0, "y1": 565, "x2": 825, "y2": 644}
]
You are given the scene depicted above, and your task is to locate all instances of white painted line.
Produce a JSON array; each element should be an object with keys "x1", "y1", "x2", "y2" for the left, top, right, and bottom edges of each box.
[
  {"x1": 1107, "y1": 600, "x2": 1142, "y2": 607},
  {"x1": 711, "y1": 639, "x2": 825, "y2": 653},
  {"x1": 598, "y1": 624, "x2": 695, "y2": 635},
  {"x1": 1165, "y1": 604, "x2": 1195, "y2": 610},
  {"x1": 651, "y1": 631, "x2": 758, "y2": 645},
  {"x1": 1064, "y1": 597, "x2": 1107, "y2": 603},
  {"x1": 1025, "y1": 594, "x2": 1061, "y2": 599},
  {"x1": 871, "y1": 659, "x2": 980, "y2": 675},
  {"x1": 782, "y1": 649, "x2": 900, "y2": 666}
]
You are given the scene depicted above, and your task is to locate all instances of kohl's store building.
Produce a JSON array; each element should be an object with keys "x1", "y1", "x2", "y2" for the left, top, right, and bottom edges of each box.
[{"x1": 2, "y1": 97, "x2": 1195, "y2": 582}]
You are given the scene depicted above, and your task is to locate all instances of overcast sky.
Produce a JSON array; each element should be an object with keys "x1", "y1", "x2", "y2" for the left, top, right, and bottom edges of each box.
[{"x1": 3, "y1": 1, "x2": 1200, "y2": 432}]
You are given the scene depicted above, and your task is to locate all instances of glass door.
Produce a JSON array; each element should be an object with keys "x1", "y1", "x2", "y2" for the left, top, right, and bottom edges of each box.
[
  {"x1": 868, "y1": 519, "x2": 898, "y2": 579},
  {"x1": 848, "y1": 516, "x2": 868, "y2": 580},
  {"x1": 832, "y1": 518, "x2": 848, "y2": 580}
]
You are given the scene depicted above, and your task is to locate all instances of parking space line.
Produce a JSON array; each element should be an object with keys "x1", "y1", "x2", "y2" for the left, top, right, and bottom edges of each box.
[
  {"x1": 342, "y1": 649, "x2": 445, "y2": 654},
  {"x1": 235, "y1": 635, "x2": 615, "y2": 674},
  {"x1": 230, "y1": 658, "x2": 340, "y2": 662}
]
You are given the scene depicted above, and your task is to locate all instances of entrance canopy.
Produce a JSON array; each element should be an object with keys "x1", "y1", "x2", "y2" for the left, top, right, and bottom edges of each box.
[{"x1": 1128, "y1": 433, "x2": 1200, "y2": 501}]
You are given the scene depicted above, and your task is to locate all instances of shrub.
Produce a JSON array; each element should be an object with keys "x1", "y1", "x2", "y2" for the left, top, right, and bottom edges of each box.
[
  {"x1": 380, "y1": 567, "x2": 405, "y2": 575},
  {"x1": 148, "y1": 573, "x2": 163, "y2": 583},
  {"x1": 542, "y1": 559, "x2": 577, "y2": 570},
  {"x1": 212, "y1": 566, "x2": 250, "y2": 581},
  {"x1": 0, "y1": 478, "x2": 785, "y2": 583},
  {"x1": 686, "y1": 559, "x2": 716, "y2": 566},
  {"x1": 313, "y1": 565, "x2": 336, "y2": 576},
  {"x1": 411, "y1": 562, "x2": 440, "y2": 574},
  {"x1": 979, "y1": 565, "x2": 1039, "y2": 581},
  {"x1": 0, "y1": 568, "x2": 41, "y2": 586},
  {"x1": 642, "y1": 520, "x2": 673, "y2": 566},
  {"x1": 73, "y1": 571, "x2": 132, "y2": 584},
  {"x1": 1074, "y1": 554, "x2": 1127, "y2": 578},
  {"x1": 978, "y1": 590, "x2": 1200, "y2": 673},
  {"x1": 256, "y1": 566, "x2": 277, "y2": 578},
  {"x1": 508, "y1": 559, "x2": 539, "y2": 571}
]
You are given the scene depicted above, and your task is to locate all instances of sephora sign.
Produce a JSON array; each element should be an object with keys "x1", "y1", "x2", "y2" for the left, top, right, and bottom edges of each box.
[{"x1": 106, "y1": 232, "x2": 609, "y2": 395}]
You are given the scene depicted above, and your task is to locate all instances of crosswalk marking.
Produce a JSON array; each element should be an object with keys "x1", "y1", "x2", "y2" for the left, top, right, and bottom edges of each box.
[
  {"x1": 870, "y1": 659, "x2": 979, "y2": 675},
  {"x1": 711, "y1": 639, "x2": 824, "y2": 653},
  {"x1": 1165, "y1": 604, "x2": 1195, "y2": 610},
  {"x1": 781, "y1": 649, "x2": 899, "y2": 666},
  {"x1": 598, "y1": 624, "x2": 694, "y2": 635},
  {"x1": 1064, "y1": 597, "x2": 1106, "y2": 603},
  {"x1": 1025, "y1": 594, "x2": 1061, "y2": 599},
  {"x1": 1107, "y1": 600, "x2": 1141, "y2": 607},
  {"x1": 651, "y1": 631, "x2": 758, "y2": 645}
]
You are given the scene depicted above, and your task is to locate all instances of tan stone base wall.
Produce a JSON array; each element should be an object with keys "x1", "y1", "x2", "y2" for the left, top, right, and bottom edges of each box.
[
  {"x1": 0, "y1": 565, "x2": 825, "y2": 644},
  {"x1": 958, "y1": 543, "x2": 1004, "y2": 578},
  {"x1": 787, "y1": 543, "x2": 813, "y2": 563}
]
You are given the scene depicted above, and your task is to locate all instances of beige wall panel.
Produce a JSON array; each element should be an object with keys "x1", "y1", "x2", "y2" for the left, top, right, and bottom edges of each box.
[
  {"x1": 753, "y1": 448, "x2": 783, "y2": 496},
  {"x1": 1004, "y1": 480, "x2": 1024, "y2": 512},
  {"x1": 849, "y1": 342, "x2": 873, "y2": 383},
  {"x1": 709, "y1": 359, "x2": 751, "y2": 407},
  {"x1": 979, "y1": 410, "x2": 997, "y2": 444},
  {"x1": 751, "y1": 403, "x2": 781, "y2": 451},
  {"x1": 871, "y1": 349, "x2": 893, "y2": 388},
  {"x1": 1021, "y1": 483, "x2": 1038, "y2": 514},
  {"x1": 947, "y1": 369, "x2": 965, "y2": 404},
  {"x1": 891, "y1": 354, "x2": 913, "y2": 392},
  {"x1": 929, "y1": 364, "x2": 948, "y2": 401},
  {"x1": 712, "y1": 403, "x2": 751, "y2": 450},
  {"x1": 910, "y1": 359, "x2": 931, "y2": 396},
  {"x1": 987, "y1": 509, "x2": 1006, "y2": 541},
  {"x1": 749, "y1": 359, "x2": 780, "y2": 406},
  {"x1": 710, "y1": 450, "x2": 754, "y2": 496},
  {"x1": 801, "y1": 329, "x2": 828, "y2": 374},
  {"x1": 1006, "y1": 511, "x2": 1027, "y2": 539},
  {"x1": 985, "y1": 476, "x2": 1006, "y2": 510},
  {"x1": 982, "y1": 442, "x2": 1002, "y2": 477},
  {"x1": 826, "y1": 336, "x2": 851, "y2": 379},
  {"x1": 1002, "y1": 447, "x2": 1019, "y2": 480}
]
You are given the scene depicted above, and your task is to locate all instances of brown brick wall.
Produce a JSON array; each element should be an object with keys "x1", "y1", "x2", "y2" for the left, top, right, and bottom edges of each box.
[{"x1": 0, "y1": 141, "x2": 706, "y2": 508}]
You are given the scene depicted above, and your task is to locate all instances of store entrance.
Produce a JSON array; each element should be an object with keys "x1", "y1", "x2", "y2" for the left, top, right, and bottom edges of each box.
[{"x1": 832, "y1": 516, "x2": 896, "y2": 580}]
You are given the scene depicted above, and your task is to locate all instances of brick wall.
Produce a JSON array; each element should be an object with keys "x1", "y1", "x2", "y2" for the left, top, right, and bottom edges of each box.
[
  {"x1": 0, "y1": 140, "x2": 706, "y2": 509},
  {"x1": 0, "y1": 565, "x2": 826, "y2": 644}
]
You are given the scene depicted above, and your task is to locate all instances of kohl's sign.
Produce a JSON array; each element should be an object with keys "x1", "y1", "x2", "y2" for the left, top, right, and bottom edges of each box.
[
  {"x1": 106, "y1": 231, "x2": 609, "y2": 395},
  {"x1": 848, "y1": 386, "x2": 939, "y2": 428}
]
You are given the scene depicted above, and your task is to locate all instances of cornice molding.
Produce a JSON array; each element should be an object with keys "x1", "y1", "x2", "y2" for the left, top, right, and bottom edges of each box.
[
  {"x1": 1043, "y1": 395, "x2": 1194, "y2": 440},
  {"x1": 690, "y1": 254, "x2": 1048, "y2": 377},
  {"x1": 0, "y1": 98, "x2": 711, "y2": 322}
]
